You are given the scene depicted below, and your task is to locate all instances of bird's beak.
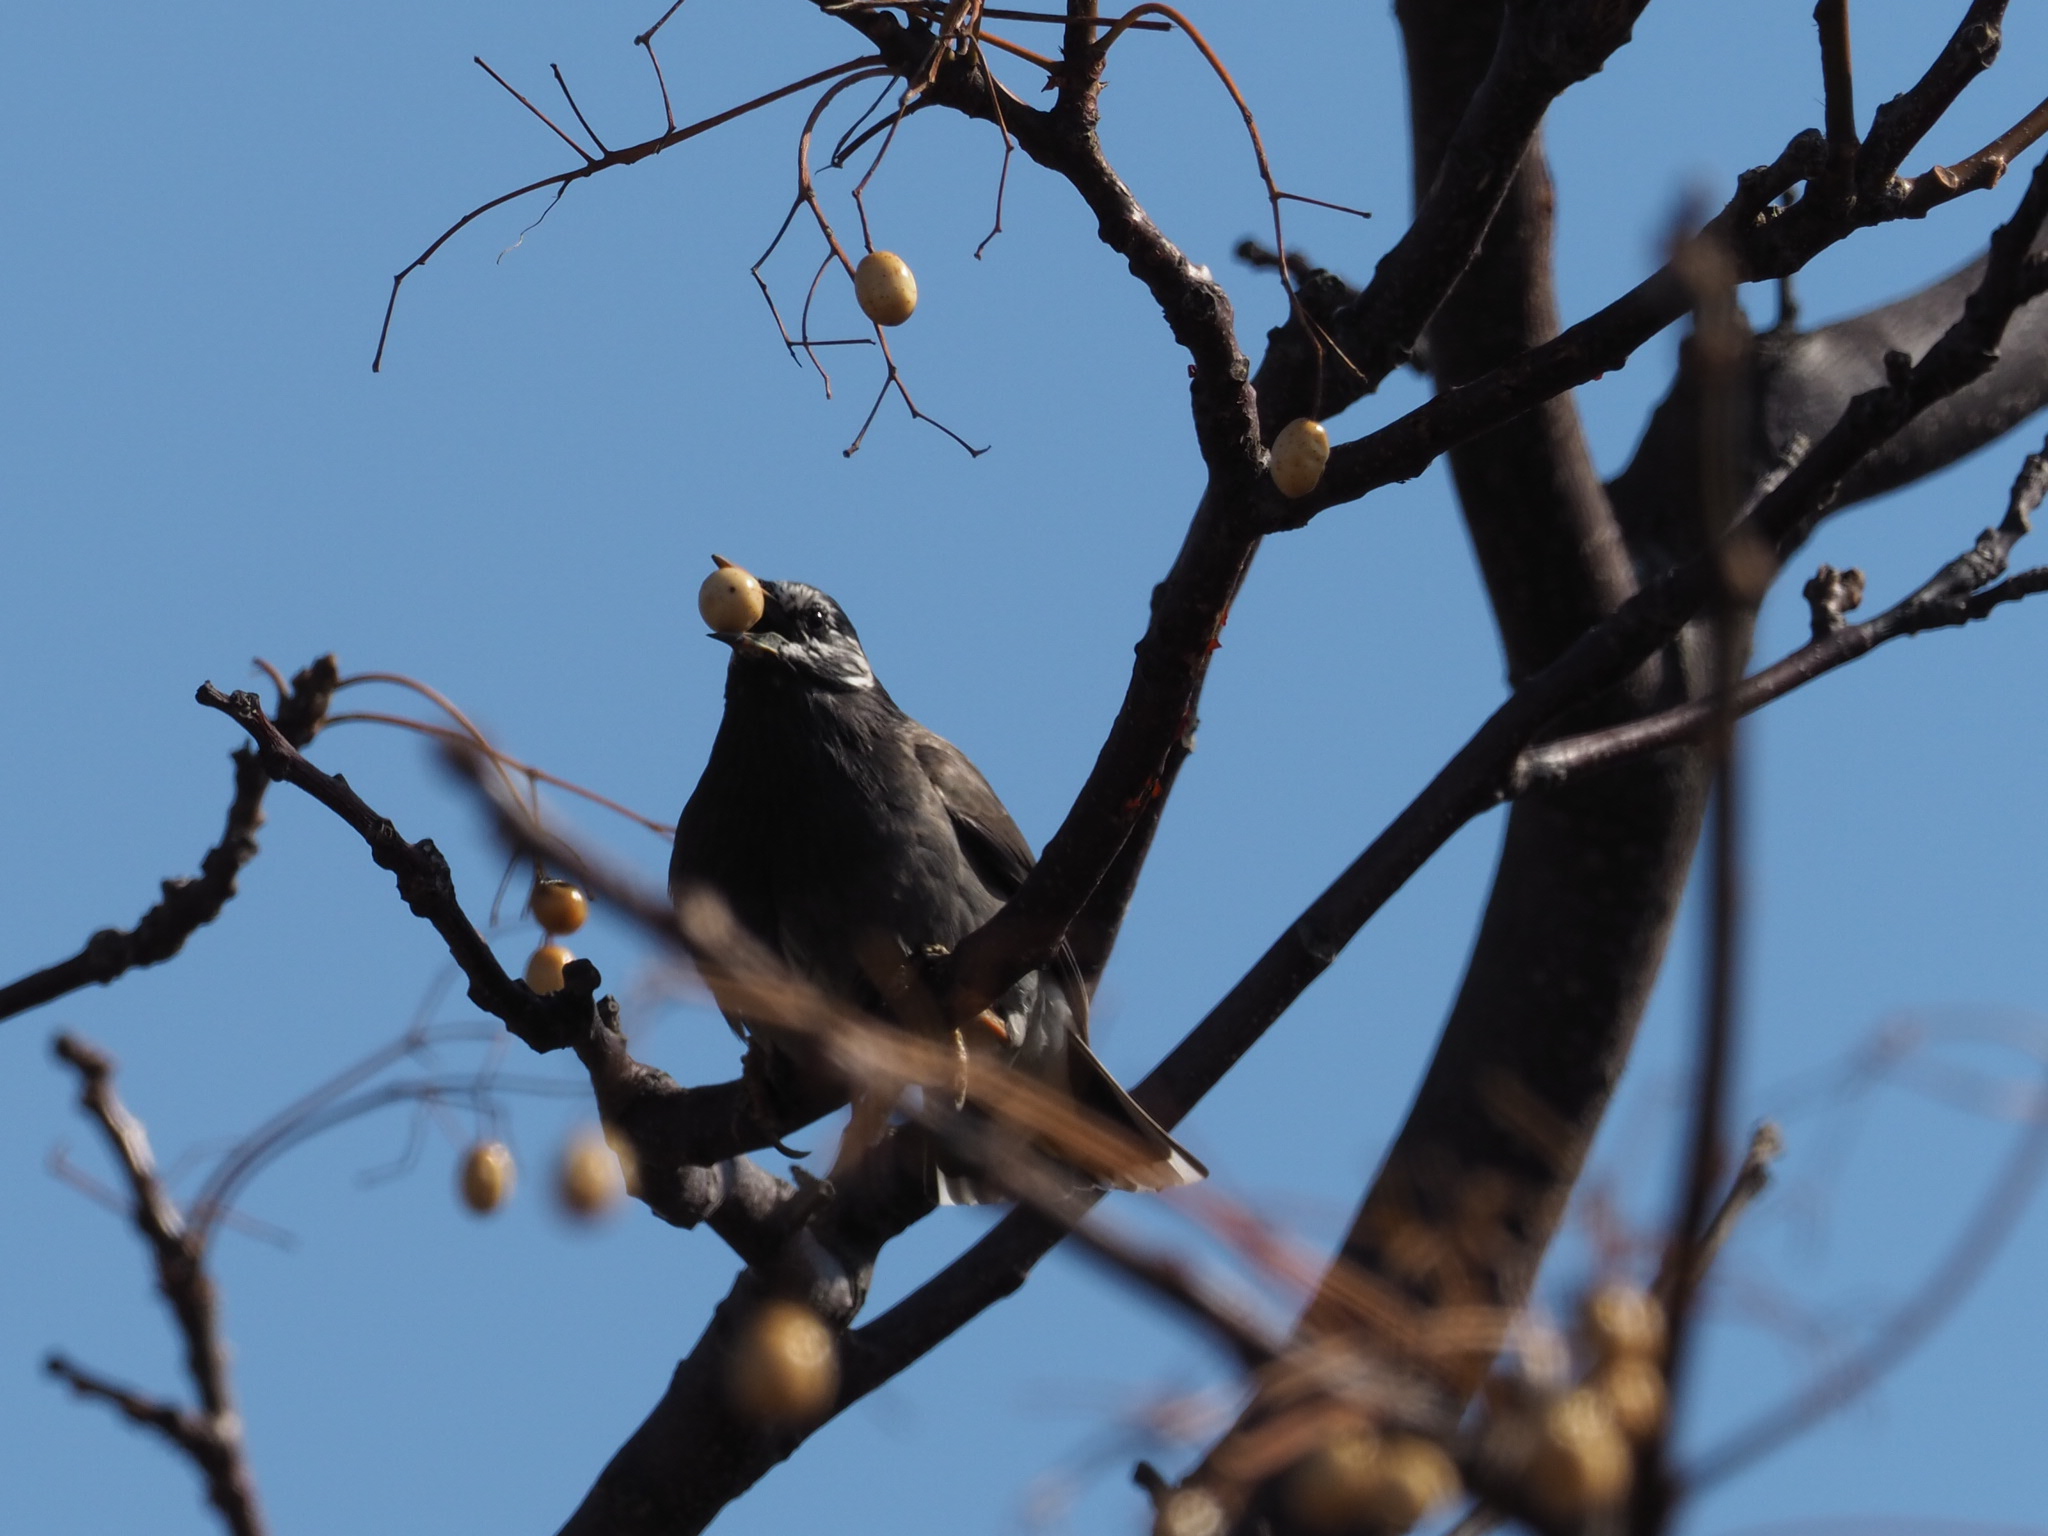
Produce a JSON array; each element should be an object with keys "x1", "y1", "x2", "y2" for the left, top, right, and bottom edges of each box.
[{"x1": 712, "y1": 630, "x2": 785, "y2": 659}]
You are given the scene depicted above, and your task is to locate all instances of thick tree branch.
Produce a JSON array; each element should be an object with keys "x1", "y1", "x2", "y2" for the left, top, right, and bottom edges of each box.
[
  {"x1": 1754, "y1": 240, "x2": 2048, "y2": 511},
  {"x1": 0, "y1": 657, "x2": 336, "y2": 1023},
  {"x1": 1330, "y1": 0, "x2": 1652, "y2": 398},
  {"x1": 47, "y1": 1035, "x2": 267, "y2": 1536},
  {"x1": 830, "y1": 152, "x2": 2048, "y2": 1442}
]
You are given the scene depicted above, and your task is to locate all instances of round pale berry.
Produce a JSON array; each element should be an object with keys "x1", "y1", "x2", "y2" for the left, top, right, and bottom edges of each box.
[
  {"x1": 458, "y1": 1140, "x2": 515, "y2": 1214},
  {"x1": 1583, "y1": 1283, "x2": 1666, "y2": 1362},
  {"x1": 699, "y1": 558, "x2": 766, "y2": 634},
  {"x1": 557, "y1": 1128, "x2": 623, "y2": 1218},
  {"x1": 525, "y1": 943, "x2": 573, "y2": 995},
  {"x1": 1525, "y1": 1389, "x2": 1631, "y2": 1520},
  {"x1": 854, "y1": 251, "x2": 918, "y2": 326},
  {"x1": 1592, "y1": 1354, "x2": 1667, "y2": 1441},
  {"x1": 728, "y1": 1299, "x2": 839, "y2": 1424},
  {"x1": 530, "y1": 878, "x2": 588, "y2": 936},
  {"x1": 1270, "y1": 417, "x2": 1331, "y2": 498}
]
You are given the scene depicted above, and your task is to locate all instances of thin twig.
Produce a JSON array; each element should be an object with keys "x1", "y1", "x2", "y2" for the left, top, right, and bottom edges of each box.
[
  {"x1": 373, "y1": 56, "x2": 880, "y2": 370},
  {"x1": 1516, "y1": 426, "x2": 2048, "y2": 791},
  {"x1": 48, "y1": 1036, "x2": 267, "y2": 1536},
  {"x1": 1688, "y1": 1074, "x2": 2048, "y2": 1488},
  {"x1": 474, "y1": 56, "x2": 596, "y2": 163},
  {"x1": 322, "y1": 710, "x2": 675, "y2": 836},
  {"x1": 552, "y1": 63, "x2": 611, "y2": 156},
  {"x1": 0, "y1": 657, "x2": 336, "y2": 1023},
  {"x1": 1654, "y1": 1122, "x2": 1784, "y2": 1306}
]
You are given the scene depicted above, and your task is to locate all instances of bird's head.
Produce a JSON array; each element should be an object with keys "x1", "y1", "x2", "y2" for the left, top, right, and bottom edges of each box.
[{"x1": 704, "y1": 568, "x2": 876, "y2": 693}]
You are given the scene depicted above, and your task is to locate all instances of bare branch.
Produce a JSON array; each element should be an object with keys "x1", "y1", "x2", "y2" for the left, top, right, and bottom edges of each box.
[
  {"x1": 1331, "y1": 0, "x2": 1653, "y2": 398},
  {"x1": 840, "y1": 160, "x2": 2048, "y2": 1412},
  {"x1": 373, "y1": 57, "x2": 883, "y2": 371},
  {"x1": 0, "y1": 657, "x2": 336, "y2": 1023},
  {"x1": 47, "y1": 1035, "x2": 267, "y2": 1536},
  {"x1": 191, "y1": 683, "x2": 838, "y2": 1194},
  {"x1": 1516, "y1": 425, "x2": 2048, "y2": 790}
]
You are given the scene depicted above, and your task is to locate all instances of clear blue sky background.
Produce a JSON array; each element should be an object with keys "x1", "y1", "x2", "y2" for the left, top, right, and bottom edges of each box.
[{"x1": 5, "y1": 4, "x2": 2046, "y2": 1533}]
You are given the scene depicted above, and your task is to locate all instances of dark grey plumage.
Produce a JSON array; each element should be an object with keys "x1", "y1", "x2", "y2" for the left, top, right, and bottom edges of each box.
[{"x1": 670, "y1": 576, "x2": 1202, "y2": 1203}]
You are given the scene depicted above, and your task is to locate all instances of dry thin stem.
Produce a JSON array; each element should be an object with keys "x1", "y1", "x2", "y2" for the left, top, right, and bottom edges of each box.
[
  {"x1": 322, "y1": 710, "x2": 675, "y2": 837},
  {"x1": 373, "y1": 56, "x2": 881, "y2": 370},
  {"x1": 1096, "y1": 3, "x2": 1360, "y2": 403},
  {"x1": 474, "y1": 56, "x2": 597, "y2": 163},
  {"x1": 552, "y1": 63, "x2": 611, "y2": 156}
]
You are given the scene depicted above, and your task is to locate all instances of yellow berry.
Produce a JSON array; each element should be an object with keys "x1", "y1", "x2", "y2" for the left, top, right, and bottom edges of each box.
[
  {"x1": 557, "y1": 1128, "x2": 623, "y2": 1218},
  {"x1": 603, "y1": 1122, "x2": 643, "y2": 1201},
  {"x1": 530, "y1": 879, "x2": 588, "y2": 936},
  {"x1": 854, "y1": 250, "x2": 918, "y2": 326},
  {"x1": 1285, "y1": 1430, "x2": 1457, "y2": 1534},
  {"x1": 1359, "y1": 1436, "x2": 1460, "y2": 1530},
  {"x1": 1525, "y1": 1389, "x2": 1632, "y2": 1520},
  {"x1": 1592, "y1": 1354, "x2": 1667, "y2": 1441},
  {"x1": 728, "y1": 1300, "x2": 839, "y2": 1425},
  {"x1": 1270, "y1": 417, "x2": 1331, "y2": 498},
  {"x1": 1282, "y1": 1431, "x2": 1380, "y2": 1534},
  {"x1": 699, "y1": 558, "x2": 765, "y2": 634},
  {"x1": 525, "y1": 943, "x2": 573, "y2": 995},
  {"x1": 1153, "y1": 1486, "x2": 1227, "y2": 1536},
  {"x1": 458, "y1": 1140, "x2": 515, "y2": 1214},
  {"x1": 1583, "y1": 1283, "x2": 1666, "y2": 1363}
]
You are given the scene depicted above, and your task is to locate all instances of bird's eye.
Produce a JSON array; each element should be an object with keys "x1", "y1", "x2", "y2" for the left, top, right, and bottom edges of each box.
[{"x1": 808, "y1": 606, "x2": 827, "y2": 628}]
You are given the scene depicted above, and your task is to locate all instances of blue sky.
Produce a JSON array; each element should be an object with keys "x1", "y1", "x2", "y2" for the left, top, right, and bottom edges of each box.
[{"x1": 4, "y1": 4, "x2": 2047, "y2": 1533}]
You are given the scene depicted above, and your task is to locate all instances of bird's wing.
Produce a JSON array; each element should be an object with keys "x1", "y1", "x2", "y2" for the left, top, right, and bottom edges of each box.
[
  {"x1": 909, "y1": 725, "x2": 1035, "y2": 897},
  {"x1": 910, "y1": 725, "x2": 1094, "y2": 1042}
]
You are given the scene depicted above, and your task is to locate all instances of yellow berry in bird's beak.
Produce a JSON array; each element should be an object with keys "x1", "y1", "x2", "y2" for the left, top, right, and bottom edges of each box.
[
  {"x1": 1270, "y1": 417, "x2": 1331, "y2": 498},
  {"x1": 530, "y1": 878, "x2": 588, "y2": 936},
  {"x1": 699, "y1": 559, "x2": 766, "y2": 634},
  {"x1": 525, "y1": 942, "x2": 573, "y2": 994},
  {"x1": 729, "y1": 1300, "x2": 839, "y2": 1425},
  {"x1": 458, "y1": 1140, "x2": 515, "y2": 1214},
  {"x1": 855, "y1": 251, "x2": 918, "y2": 326}
]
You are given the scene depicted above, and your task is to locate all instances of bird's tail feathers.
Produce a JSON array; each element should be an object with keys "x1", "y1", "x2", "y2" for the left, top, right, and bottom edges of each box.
[{"x1": 932, "y1": 1036, "x2": 1205, "y2": 1206}]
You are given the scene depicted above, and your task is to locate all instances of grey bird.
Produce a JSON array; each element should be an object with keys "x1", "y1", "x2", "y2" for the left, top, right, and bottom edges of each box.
[{"x1": 669, "y1": 569, "x2": 1204, "y2": 1204}]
